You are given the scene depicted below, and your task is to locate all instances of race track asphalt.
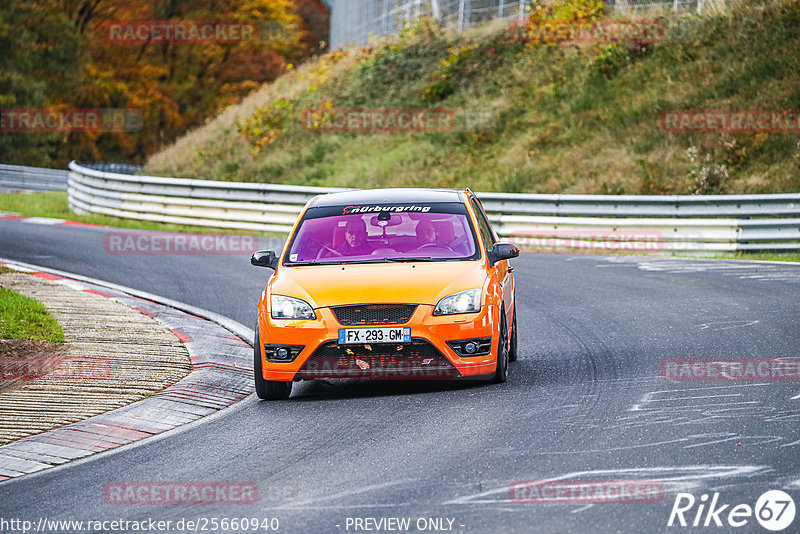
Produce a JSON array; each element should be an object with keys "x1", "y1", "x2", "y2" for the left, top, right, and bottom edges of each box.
[{"x1": 1, "y1": 219, "x2": 799, "y2": 533}]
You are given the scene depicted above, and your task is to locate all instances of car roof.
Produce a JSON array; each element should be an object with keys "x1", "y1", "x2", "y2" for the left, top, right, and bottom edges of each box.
[{"x1": 310, "y1": 188, "x2": 467, "y2": 207}]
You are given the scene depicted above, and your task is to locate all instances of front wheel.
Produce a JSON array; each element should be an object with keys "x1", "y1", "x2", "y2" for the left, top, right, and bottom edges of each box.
[
  {"x1": 253, "y1": 322, "x2": 292, "y2": 400},
  {"x1": 491, "y1": 310, "x2": 509, "y2": 384}
]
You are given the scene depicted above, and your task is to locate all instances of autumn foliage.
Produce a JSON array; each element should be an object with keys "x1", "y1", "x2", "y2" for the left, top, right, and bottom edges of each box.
[{"x1": 0, "y1": 0, "x2": 328, "y2": 167}]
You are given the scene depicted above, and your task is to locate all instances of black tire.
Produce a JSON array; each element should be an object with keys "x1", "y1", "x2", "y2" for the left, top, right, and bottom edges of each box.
[
  {"x1": 253, "y1": 323, "x2": 292, "y2": 400},
  {"x1": 508, "y1": 307, "x2": 518, "y2": 363},
  {"x1": 491, "y1": 309, "x2": 509, "y2": 384}
]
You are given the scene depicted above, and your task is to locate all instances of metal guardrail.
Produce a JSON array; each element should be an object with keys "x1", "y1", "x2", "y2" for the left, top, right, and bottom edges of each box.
[
  {"x1": 66, "y1": 161, "x2": 800, "y2": 253},
  {"x1": 0, "y1": 164, "x2": 69, "y2": 192},
  {"x1": 68, "y1": 162, "x2": 332, "y2": 234},
  {"x1": 80, "y1": 162, "x2": 143, "y2": 175}
]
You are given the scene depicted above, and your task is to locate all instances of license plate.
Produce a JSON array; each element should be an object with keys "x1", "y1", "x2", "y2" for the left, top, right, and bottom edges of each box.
[{"x1": 338, "y1": 327, "x2": 411, "y2": 344}]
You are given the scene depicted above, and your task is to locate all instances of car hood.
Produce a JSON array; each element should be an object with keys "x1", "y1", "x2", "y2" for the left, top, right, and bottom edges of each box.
[{"x1": 270, "y1": 261, "x2": 487, "y2": 308}]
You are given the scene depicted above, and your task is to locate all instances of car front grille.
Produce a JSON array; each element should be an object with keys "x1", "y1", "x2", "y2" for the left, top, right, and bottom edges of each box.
[
  {"x1": 331, "y1": 304, "x2": 417, "y2": 326},
  {"x1": 297, "y1": 339, "x2": 458, "y2": 380}
]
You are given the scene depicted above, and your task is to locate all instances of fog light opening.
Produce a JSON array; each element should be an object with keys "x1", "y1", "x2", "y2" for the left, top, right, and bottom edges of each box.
[
  {"x1": 263, "y1": 343, "x2": 305, "y2": 362},
  {"x1": 446, "y1": 337, "x2": 492, "y2": 357}
]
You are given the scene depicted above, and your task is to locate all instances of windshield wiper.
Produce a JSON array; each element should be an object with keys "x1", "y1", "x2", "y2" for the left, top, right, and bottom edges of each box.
[
  {"x1": 288, "y1": 260, "x2": 345, "y2": 266},
  {"x1": 289, "y1": 257, "x2": 436, "y2": 266},
  {"x1": 384, "y1": 256, "x2": 435, "y2": 262}
]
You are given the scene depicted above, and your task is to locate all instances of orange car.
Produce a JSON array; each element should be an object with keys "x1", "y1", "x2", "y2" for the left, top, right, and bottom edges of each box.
[{"x1": 250, "y1": 188, "x2": 519, "y2": 400}]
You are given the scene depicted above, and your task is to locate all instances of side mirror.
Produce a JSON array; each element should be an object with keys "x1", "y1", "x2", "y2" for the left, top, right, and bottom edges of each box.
[
  {"x1": 488, "y1": 243, "x2": 520, "y2": 266},
  {"x1": 251, "y1": 250, "x2": 279, "y2": 270}
]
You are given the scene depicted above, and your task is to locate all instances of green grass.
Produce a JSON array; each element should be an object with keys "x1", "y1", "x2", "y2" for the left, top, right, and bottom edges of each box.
[
  {"x1": 0, "y1": 285, "x2": 64, "y2": 343},
  {"x1": 145, "y1": 0, "x2": 800, "y2": 195},
  {"x1": 708, "y1": 252, "x2": 800, "y2": 263},
  {"x1": 0, "y1": 191, "x2": 282, "y2": 236}
]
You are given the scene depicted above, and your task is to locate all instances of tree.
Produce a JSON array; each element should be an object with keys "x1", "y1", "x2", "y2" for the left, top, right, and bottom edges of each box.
[{"x1": 1, "y1": 0, "x2": 329, "y2": 166}]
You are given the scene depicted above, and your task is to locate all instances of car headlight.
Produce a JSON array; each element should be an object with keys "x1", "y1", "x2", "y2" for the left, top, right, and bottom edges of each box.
[
  {"x1": 270, "y1": 295, "x2": 316, "y2": 319},
  {"x1": 433, "y1": 289, "x2": 481, "y2": 316}
]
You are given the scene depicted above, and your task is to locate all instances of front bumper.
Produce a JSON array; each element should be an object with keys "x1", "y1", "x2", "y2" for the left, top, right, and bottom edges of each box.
[{"x1": 257, "y1": 304, "x2": 498, "y2": 381}]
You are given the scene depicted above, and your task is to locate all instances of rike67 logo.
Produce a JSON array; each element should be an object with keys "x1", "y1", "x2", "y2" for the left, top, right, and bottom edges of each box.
[{"x1": 668, "y1": 490, "x2": 795, "y2": 531}]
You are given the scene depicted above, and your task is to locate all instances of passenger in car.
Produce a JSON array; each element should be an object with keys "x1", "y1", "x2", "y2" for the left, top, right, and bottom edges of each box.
[{"x1": 416, "y1": 221, "x2": 438, "y2": 245}]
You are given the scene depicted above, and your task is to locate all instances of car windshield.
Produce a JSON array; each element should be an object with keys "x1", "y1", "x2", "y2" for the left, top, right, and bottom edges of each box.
[{"x1": 285, "y1": 202, "x2": 480, "y2": 264}]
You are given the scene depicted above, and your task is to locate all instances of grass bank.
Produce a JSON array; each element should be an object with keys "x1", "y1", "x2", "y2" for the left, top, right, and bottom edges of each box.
[{"x1": 146, "y1": 0, "x2": 800, "y2": 195}]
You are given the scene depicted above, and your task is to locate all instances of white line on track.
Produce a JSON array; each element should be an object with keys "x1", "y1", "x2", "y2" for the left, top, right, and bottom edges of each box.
[{"x1": 273, "y1": 479, "x2": 414, "y2": 510}]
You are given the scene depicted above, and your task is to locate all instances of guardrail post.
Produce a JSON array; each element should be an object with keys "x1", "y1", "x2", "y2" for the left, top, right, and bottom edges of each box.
[{"x1": 430, "y1": 0, "x2": 441, "y2": 20}]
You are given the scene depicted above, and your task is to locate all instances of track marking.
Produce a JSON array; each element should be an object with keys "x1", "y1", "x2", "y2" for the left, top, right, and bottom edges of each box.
[
  {"x1": 682, "y1": 434, "x2": 783, "y2": 449},
  {"x1": 699, "y1": 320, "x2": 760, "y2": 330},
  {"x1": 443, "y1": 465, "x2": 769, "y2": 506},
  {"x1": 629, "y1": 384, "x2": 770, "y2": 412},
  {"x1": 570, "y1": 504, "x2": 595, "y2": 514},
  {"x1": 600, "y1": 256, "x2": 800, "y2": 284},
  {"x1": 273, "y1": 479, "x2": 414, "y2": 510}
]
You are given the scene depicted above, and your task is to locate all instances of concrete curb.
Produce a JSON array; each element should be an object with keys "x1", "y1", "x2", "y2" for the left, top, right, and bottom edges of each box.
[
  {"x1": 0, "y1": 212, "x2": 107, "y2": 228},
  {"x1": 0, "y1": 270, "x2": 192, "y2": 444},
  {"x1": 0, "y1": 258, "x2": 255, "y2": 482}
]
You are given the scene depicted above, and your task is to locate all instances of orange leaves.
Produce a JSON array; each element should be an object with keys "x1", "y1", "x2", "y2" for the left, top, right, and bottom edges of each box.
[
  {"x1": 3, "y1": 0, "x2": 325, "y2": 166},
  {"x1": 524, "y1": 0, "x2": 606, "y2": 45}
]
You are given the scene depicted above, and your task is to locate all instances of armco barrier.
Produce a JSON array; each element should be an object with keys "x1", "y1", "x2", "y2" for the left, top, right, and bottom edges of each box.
[
  {"x1": 0, "y1": 164, "x2": 69, "y2": 192},
  {"x1": 62, "y1": 161, "x2": 800, "y2": 253}
]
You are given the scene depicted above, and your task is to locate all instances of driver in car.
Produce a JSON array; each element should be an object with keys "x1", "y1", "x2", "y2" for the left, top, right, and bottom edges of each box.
[{"x1": 341, "y1": 218, "x2": 373, "y2": 256}]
